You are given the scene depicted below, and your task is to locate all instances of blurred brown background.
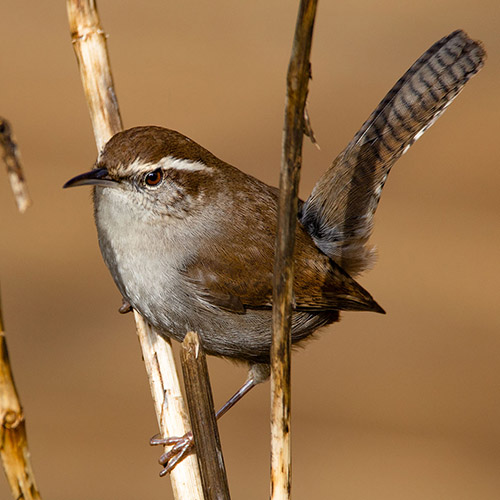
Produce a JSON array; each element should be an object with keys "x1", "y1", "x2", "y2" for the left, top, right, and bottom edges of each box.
[{"x1": 1, "y1": 1, "x2": 499, "y2": 498}]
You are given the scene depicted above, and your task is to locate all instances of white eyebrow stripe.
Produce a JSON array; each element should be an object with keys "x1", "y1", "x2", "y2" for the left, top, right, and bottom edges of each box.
[
  {"x1": 166, "y1": 157, "x2": 211, "y2": 172},
  {"x1": 127, "y1": 156, "x2": 211, "y2": 175}
]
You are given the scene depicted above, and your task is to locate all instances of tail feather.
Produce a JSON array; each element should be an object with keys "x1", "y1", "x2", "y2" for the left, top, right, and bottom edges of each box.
[{"x1": 300, "y1": 30, "x2": 485, "y2": 276}]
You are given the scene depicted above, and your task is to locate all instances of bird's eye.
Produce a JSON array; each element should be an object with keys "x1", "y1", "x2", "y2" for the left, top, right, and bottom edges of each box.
[{"x1": 144, "y1": 169, "x2": 163, "y2": 187}]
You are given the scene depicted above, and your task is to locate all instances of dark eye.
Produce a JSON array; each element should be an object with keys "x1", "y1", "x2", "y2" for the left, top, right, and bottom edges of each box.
[{"x1": 144, "y1": 169, "x2": 163, "y2": 186}]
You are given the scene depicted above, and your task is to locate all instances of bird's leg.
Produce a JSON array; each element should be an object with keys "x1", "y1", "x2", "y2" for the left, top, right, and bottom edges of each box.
[
  {"x1": 214, "y1": 378, "x2": 256, "y2": 419},
  {"x1": 151, "y1": 363, "x2": 270, "y2": 476}
]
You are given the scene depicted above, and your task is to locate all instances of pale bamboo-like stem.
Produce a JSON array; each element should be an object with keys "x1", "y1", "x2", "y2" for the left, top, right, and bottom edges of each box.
[
  {"x1": 66, "y1": 0, "x2": 122, "y2": 150},
  {"x1": 66, "y1": 1, "x2": 203, "y2": 497},
  {"x1": 135, "y1": 315, "x2": 204, "y2": 498},
  {"x1": 0, "y1": 118, "x2": 31, "y2": 213},
  {"x1": 271, "y1": 0, "x2": 318, "y2": 498}
]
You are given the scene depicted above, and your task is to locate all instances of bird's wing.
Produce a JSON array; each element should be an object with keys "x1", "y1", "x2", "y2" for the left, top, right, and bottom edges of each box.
[{"x1": 182, "y1": 208, "x2": 383, "y2": 315}]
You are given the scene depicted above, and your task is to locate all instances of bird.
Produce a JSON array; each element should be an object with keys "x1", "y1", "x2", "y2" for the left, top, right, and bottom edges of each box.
[{"x1": 64, "y1": 29, "x2": 485, "y2": 473}]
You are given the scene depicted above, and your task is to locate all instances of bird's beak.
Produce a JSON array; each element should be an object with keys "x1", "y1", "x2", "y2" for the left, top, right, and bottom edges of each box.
[{"x1": 63, "y1": 167, "x2": 118, "y2": 189}]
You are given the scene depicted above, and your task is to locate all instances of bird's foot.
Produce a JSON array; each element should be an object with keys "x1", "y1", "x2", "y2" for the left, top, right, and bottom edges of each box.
[
  {"x1": 118, "y1": 298, "x2": 133, "y2": 314},
  {"x1": 150, "y1": 432, "x2": 194, "y2": 476}
]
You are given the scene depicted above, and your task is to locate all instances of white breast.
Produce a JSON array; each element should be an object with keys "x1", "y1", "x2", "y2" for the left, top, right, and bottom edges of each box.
[{"x1": 93, "y1": 186, "x2": 199, "y2": 331}]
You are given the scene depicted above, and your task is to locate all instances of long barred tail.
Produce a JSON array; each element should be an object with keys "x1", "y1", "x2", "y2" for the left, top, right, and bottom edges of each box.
[{"x1": 300, "y1": 30, "x2": 486, "y2": 276}]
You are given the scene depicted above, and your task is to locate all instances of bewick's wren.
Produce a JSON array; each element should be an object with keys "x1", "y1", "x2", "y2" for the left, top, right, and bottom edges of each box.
[{"x1": 64, "y1": 30, "x2": 484, "y2": 471}]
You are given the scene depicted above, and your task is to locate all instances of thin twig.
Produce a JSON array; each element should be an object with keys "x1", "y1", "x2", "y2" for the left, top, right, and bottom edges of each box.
[
  {"x1": 0, "y1": 118, "x2": 31, "y2": 213},
  {"x1": 271, "y1": 1, "x2": 318, "y2": 498},
  {"x1": 0, "y1": 296, "x2": 42, "y2": 500},
  {"x1": 181, "y1": 332, "x2": 231, "y2": 500},
  {"x1": 66, "y1": 1, "x2": 203, "y2": 497}
]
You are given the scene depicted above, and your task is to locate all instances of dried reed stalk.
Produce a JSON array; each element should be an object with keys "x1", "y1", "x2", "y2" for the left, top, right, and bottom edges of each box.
[
  {"x1": 271, "y1": 0, "x2": 318, "y2": 498},
  {"x1": 66, "y1": 1, "x2": 203, "y2": 497},
  {"x1": 0, "y1": 118, "x2": 31, "y2": 213},
  {"x1": 0, "y1": 302, "x2": 41, "y2": 500},
  {"x1": 180, "y1": 332, "x2": 230, "y2": 499},
  {"x1": 134, "y1": 315, "x2": 204, "y2": 498},
  {"x1": 0, "y1": 121, "x2": 40, "y2": 499}
]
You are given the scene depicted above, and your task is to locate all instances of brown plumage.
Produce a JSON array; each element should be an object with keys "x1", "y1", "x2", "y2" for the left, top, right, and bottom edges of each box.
[{"x1": 63, "y1": 31, "x2": 485, "y2": 451}]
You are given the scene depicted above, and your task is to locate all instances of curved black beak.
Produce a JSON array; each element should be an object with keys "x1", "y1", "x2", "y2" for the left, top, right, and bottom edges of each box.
[{"x1": 63, "y1": 167, "x2": 117, "y2": 189}]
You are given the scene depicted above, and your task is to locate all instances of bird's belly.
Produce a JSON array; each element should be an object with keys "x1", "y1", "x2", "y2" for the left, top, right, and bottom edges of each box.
[
  {"x1": 94, "y1": 188, "x2": 339, "y2": 363},
  {"x1": 99, "y1": 227, "x2": 339, "y2": 363}
]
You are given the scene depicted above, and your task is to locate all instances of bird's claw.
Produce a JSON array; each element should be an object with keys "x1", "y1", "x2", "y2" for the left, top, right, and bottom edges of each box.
[
  {"x1": 118, "y1": 298, "x2": 133, "y2": 314},
  {"x1": 150, "y1": 431, "x2": 194, "y2": 476}
]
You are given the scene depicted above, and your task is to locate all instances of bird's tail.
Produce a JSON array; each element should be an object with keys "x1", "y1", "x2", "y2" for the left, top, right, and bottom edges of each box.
[{"x1": 300, "y1": 30, "x2": 485, "y2": 276}]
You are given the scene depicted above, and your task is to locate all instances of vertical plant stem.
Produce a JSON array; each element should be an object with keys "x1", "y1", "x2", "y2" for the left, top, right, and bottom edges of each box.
[
  {"x1": 134, "y1": 315, "x2": 204, "y2": 498},
  {"x1": 271, "y1": 1, "x2": 318, "y2": 499},
  {"x1": 181, "y1": 332, "x2": 231, "y2": 500},
  {"x1": 0, "y1": 297, "x2": 41, "y2": 500},
  {"x1": 0, "y1": 120, "x2": 40, "y2": 499},
  {"x1": 66, "y1": 1, "x2": 203, "y2": 497},
  {"x1": 66, "y1": 0, "x2": 122, "y2": 149},
  {"x1": 0, "y1": 118, "x2": 31, "y2": 213}
]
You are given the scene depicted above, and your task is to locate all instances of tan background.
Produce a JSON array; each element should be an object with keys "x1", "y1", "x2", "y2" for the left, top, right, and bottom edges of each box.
[{"x1": 1, "y1": 1, "x2": 499, "y2": 498}]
